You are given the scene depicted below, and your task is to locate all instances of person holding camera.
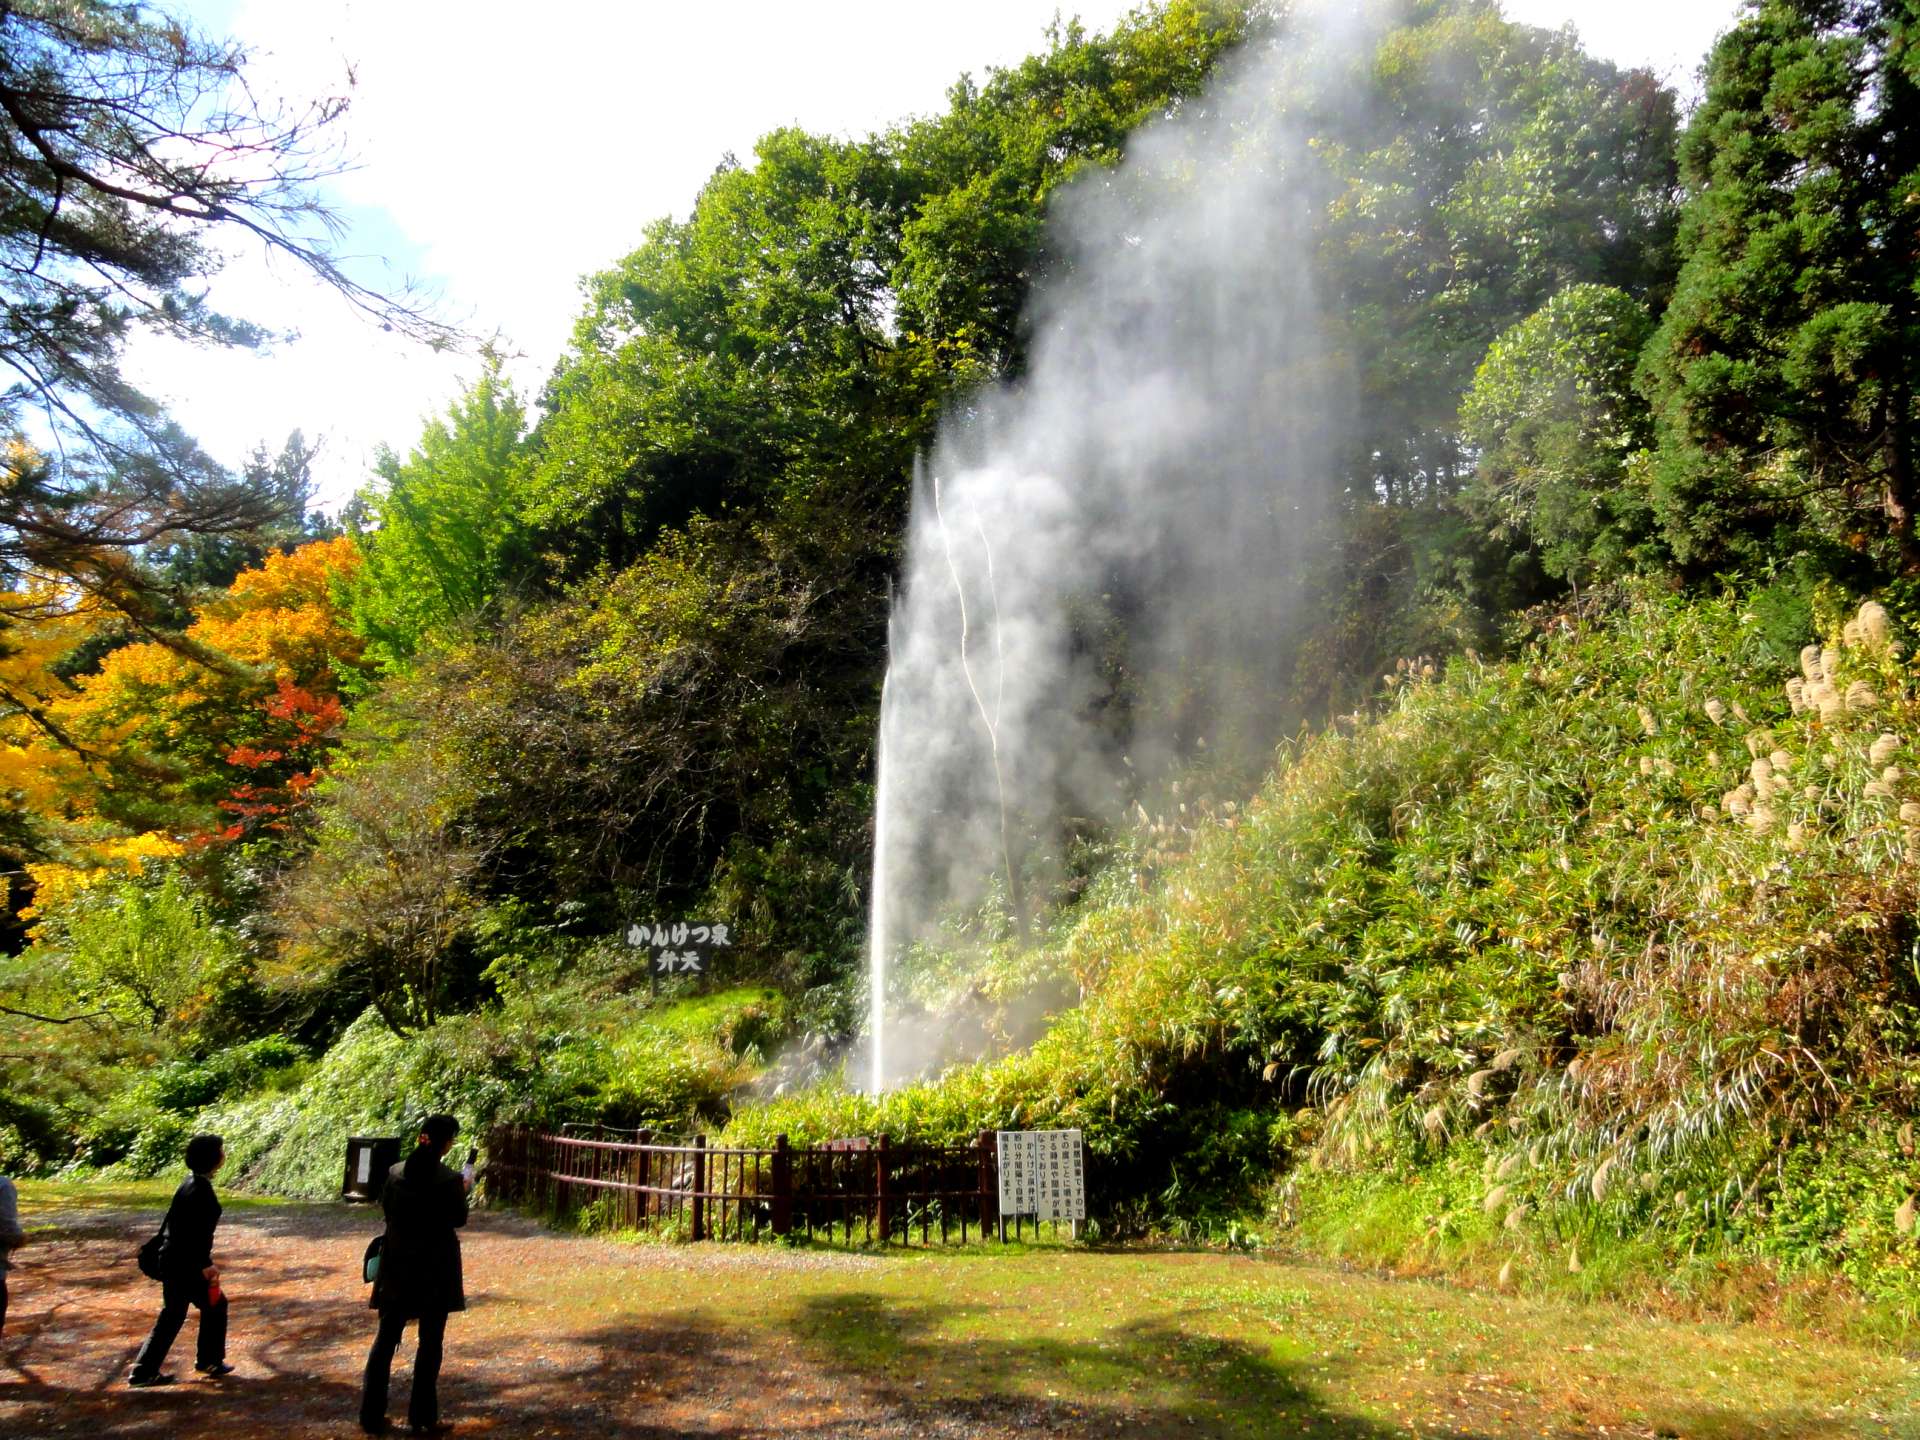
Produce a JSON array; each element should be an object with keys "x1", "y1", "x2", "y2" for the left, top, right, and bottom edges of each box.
[{"x1": 360, "y1": 1113, "x2": 472, "y2": 1436}]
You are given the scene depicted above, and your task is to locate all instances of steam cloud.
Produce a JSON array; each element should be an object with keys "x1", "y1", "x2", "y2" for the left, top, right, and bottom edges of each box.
[{"x1": 870, "y1": 9, "x2": 1369, "y2": 1088}]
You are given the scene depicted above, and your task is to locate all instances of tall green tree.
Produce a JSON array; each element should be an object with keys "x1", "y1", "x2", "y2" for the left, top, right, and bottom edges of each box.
[
  {"x1": 1461, "y1": 284, "x2": 1657, "y2": 583},
  {"x1": 347, "y1": 358, "x2": 531, "y2": 669},
  {"x1": 1321, "y1": 1, "x2": 1680, "y2": 507},
  {"x1": 1639, "y1": 0, "x2": 1920, "y2": 575}
]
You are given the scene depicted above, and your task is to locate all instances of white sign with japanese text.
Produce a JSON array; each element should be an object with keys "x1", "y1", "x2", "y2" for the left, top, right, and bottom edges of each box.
[
  {"x1": 995, "y1": 1129, "x2": 1085, "y2": 1221},
  {"x1": 625, "y1": 920, "x2": 732, "y2": 977}
]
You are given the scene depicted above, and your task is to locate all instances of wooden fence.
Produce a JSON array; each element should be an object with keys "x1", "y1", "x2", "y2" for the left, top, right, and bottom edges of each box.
[{"x1": 484, "y1": 1125, "x2": 1079, "y2": 1245}]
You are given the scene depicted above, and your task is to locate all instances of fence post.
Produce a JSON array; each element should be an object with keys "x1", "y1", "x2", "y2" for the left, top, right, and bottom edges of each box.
[
  {"x1": 771, "y1": 1134, "x2": 793, "y2": 1238},
  {"x1": 977, "y1": 1128, "x2": 998, "y2": 1244},
  {"x1": 874, "y1": 1134, "x2": 890, "y2": 1245},
  {"x1": 691, "y1": 1135, "x2": 708, "y2": 1242}
]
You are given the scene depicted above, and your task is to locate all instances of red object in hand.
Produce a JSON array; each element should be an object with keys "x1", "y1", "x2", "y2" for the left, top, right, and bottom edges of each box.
[{"x1": 206, "y1": 1278, "x2": 224, "y2": 1305}]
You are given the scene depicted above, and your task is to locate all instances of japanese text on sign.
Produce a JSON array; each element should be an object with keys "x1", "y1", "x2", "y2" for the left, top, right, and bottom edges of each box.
[
  {"x1": 626, "y1": 920, "x2": 732, "y2": 976},
  {"x1": 995, "y1": 1129, "x2": 1085, "y2": 1222}
]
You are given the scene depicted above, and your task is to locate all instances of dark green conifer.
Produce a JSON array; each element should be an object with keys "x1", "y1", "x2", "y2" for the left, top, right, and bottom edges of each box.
[{"x1": 1639, "y1": 0, "x2": 1920, "y2": 575}]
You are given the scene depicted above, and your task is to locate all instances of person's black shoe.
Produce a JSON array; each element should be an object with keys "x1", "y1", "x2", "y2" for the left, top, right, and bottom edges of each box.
[
  {"x1": 127, "y1": 1371, "x2": 177, "y2": 1388},
  {"x1": 408, "y1": 1423, "x2": 452, "y2": 1436},
  {"x1": 195, "y1": 1360, "x2": 235, "y2": 1377},
  {"x1": 359, "y1": 1421, "x2": 391, "y2": 1436}
]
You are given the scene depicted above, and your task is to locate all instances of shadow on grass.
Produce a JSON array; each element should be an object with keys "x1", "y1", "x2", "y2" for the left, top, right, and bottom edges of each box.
[{"x1": 779, "y1": 1289, "x2": 1431, "y2": 1438}]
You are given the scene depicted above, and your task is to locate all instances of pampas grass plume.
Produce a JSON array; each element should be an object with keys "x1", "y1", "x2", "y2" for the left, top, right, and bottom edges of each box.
[{"x1": 1854, "y1": 601, "x2": 1892, "y2": 654}]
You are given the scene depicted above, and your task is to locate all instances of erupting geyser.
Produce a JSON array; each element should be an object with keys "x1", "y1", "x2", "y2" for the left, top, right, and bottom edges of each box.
[{"x1": 867, "y1": 7, "x2": 1367, "y2": 1088}]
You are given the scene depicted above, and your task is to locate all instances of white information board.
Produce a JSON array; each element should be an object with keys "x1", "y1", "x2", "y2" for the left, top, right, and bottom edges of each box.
[{"x1": 995, "y1": 1128, "x2": 1086, "y2": 1221}]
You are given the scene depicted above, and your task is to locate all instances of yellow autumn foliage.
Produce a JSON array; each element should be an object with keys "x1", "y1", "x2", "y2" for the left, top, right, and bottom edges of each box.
[{"x1": 21, "y1": 830, "x2": 185, "y2": 929}]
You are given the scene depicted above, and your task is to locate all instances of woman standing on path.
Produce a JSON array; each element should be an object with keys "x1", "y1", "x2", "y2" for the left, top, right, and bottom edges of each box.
[{"x1": 128, "y1": 1133, "x2": 232, "y2": 1387}]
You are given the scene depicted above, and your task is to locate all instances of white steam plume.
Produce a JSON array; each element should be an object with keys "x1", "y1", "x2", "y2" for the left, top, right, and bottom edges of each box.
[{"x1": 867, "y1": 7, "x2": 1371, "y2": 1088}]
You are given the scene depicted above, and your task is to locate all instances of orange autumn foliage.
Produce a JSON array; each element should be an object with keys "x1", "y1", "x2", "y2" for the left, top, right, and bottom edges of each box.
[{"x1": 9, "y1": 538, "x2": 371, "y2": 853}]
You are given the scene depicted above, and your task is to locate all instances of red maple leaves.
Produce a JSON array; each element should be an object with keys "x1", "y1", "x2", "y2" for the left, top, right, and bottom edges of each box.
[{"x1": 216, "y1": 679, "x2": 347, "y2": 839}]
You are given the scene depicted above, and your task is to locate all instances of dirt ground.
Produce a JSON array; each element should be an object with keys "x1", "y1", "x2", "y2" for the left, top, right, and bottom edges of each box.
[
  {"x1": 0, "y1": 1199, "x2": 979, "y2": 1440},
  {"x1": 2, "y1": 1192, "x2": 1915, "y2": 1440}
]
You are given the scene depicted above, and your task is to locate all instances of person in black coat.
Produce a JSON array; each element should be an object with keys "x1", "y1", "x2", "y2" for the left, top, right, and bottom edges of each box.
[
  {"x1": 129, "y1": 1133, "x2": 231, "y2": 1386},
  {"x1": 360, "y1": 1113, "x2": 470, "y2": 1435}
]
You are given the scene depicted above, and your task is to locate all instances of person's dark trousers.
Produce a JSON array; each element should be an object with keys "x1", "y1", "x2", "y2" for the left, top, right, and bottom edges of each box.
[
  {"x1": 1, "y1": 1272, "x2": 9, "y2": 1336},
  {"x1": 131, "y1": 1276, "x2": 227, "y2": 1376},
  {"x1": 361, "y1": 1309, "x2": 449, "y2": 1430}
]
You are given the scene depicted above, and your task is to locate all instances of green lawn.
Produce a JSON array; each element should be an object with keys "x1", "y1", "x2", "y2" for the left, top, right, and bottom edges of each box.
[
  {"x1": 15, "y1": 1175, "x2": 291, "y2": 1221},
  {"x1": 524, "y1": 1238, "x2": 1920, "y2": 1438}
]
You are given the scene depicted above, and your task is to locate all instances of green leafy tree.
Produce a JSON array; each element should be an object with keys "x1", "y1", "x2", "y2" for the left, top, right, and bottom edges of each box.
[
  {"x1": 525, "y1": 4, "x2": 1264, "y2": 583},
  {"x1": 1319, "y1": 2, "x2": 1680, "y2": 506},
  {"x1": 347, "y1": 358, "x2": 531, "y2": 669},
  {"x1": 378, "y1": 503, "x2": 887, "y2": 963},
  {"x1": 1461, "y1": 284, "x2": 1657, "y2": 582},
  {"x1": 273, "y1": 739, "x2": 490, "y2": 1035},
  {"x1": 1639, "y1": 0, "x2": 1920, "y2": 575},
  {"x1": 893, "y1": 1, "x2": 1262, "y2": 376},
  {"x1": 524, "y1": 129, "x2": 924, "y2": 575},
  {"x1": 40, "y1": 872, "x2": 245, "y2": 1033}
]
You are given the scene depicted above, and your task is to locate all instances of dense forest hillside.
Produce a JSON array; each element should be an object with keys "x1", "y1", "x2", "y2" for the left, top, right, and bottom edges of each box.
[{"x1": 1, "y1": 0, "x2": 1916, "y2": 1318}]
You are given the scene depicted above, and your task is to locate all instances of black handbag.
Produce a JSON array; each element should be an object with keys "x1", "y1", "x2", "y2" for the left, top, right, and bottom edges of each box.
[
  {"x1": 136, "y1": 1215, "x2": 169, "y2": 1282},
  {"x1": 362, "y1": 1233, "x2": 383, "y2": 1285}
]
